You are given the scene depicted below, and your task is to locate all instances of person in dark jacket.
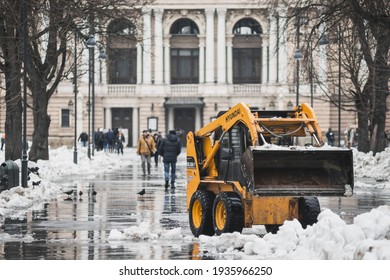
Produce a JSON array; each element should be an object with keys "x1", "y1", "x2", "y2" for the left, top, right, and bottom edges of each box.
[
  {"x1": 326, "y1": 128, "x2": 335, "y2": 146},
  {"x1": 78, "y1": 131, "x2": 88, "y2": 147},
  {"x1": 158, "y1": 130, "x2": 181, "y2": 190},
  {"x1": 153, "y1": 131, "x2": 163, "y2": 167}
]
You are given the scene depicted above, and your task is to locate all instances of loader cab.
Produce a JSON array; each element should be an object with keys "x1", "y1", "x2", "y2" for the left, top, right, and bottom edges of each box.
[{"x1": 215, "y1": 122, "x2": 251, "y2": 185}]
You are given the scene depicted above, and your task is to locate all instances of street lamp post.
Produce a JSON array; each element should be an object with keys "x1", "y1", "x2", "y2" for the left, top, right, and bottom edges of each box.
[
  {"x1": 21, "y1": 0, "x2": 28, "y2": 188},
  {"x1": 86, "y1": 34, "x2": 96, "y2": 159},
  {"x1": 337, "y1": 24, "x2": 342, "y2": 147},
  {"x1": 73, "y1": 30, "x2": 78, "y2": 164},
  {"x1": 294, "y1": 16, "x2": 303, "y2": 106},
  {"x1": 87, "y1": 59, "x2": 91, "y2": 160},
  {"x1": 86, "y1": 100, "x2": 91, "y2": 159}
]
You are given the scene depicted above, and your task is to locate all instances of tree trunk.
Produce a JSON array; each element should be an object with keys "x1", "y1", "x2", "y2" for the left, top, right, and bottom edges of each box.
[
  {"x1": 367, "y1": 32, "x2": 390, "y2": 154},
  {"x1": 1, "y1": 1, "x2": 23, "y2": 161},
  {"x1": 4, "y1": 67, "x2": 23, "y2": 161},
  {"x1": 28, "y1": 79, "x2": 50, "y2": 162},
  {"x1": 369, "y1": 81, "x2": 389, "y2": 154},
  {"x1": 356, "y1": 107, "x2": 369, "y2": 153}
]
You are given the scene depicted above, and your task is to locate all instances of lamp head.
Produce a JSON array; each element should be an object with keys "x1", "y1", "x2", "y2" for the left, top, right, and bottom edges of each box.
[
  {"x1": 319, "y1": 34, "x2": 329, "y2": 46},
  {"x1": 294, "y1": 49, "x2": 303, "y2": 60},
  {"x1": 86, "y1": 34, "x2": 96, "y2": 48}
]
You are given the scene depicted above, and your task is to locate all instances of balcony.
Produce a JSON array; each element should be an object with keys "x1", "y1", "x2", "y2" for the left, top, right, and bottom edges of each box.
[{"x1": 107, "y1": 84, "x2": 137, "y2": 96}]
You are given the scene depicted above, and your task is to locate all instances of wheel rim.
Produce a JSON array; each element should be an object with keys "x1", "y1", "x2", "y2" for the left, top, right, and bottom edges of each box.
[
  {"x1": 192, "y1": 199, "x2": 202, "y2": 228},
  {"x1": 215, "y1": 200, "x2": 226, "y2": 231}
]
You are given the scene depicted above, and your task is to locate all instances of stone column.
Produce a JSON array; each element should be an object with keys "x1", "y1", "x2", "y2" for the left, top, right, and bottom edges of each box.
[
  {"x1": 143, "y1": 9, "x2": 152, "y2": 84},
  {"x1": 105, "y1": 107, "x2": 112, "y2": 129},
  {"x1": 205, "y1": 8, "x2": 215, "y2": 83},
  {"x1": 198, "y1": 35, "x2": 205, "y2": 83},
  {"x1": 164, "y1": 37, "x2": 171, "y2": 84},
  {"x1": 136, "y1": 43, "x2": 142, "y2": 84},
  {"x1": 195, "y1": 107, "x2": 201, "y2": 130},
  {"x1": 261, "y1": 35, "x2": 268, "y2": 83},
  {"x1": 217, "y1": 8, "x2": 227, "y2": 84},
  {"x1": 226, "y1": 35, "x2": 233, "y2": 84},
  {"x1": 154, "y1": 9, "x2": 164, "y2": 84},
  {"x1": 269, "y1": 12, "x2": 277, "y2": 83},
  {"x1": 168, "y1": 107, "x2": 174, "y2": 131},
  {"x1": 132, "y1": 107, "x2": 139, "y2": 147},
  {"x1": 278, "y1": 7, "x2": 288, "y2": 83}
]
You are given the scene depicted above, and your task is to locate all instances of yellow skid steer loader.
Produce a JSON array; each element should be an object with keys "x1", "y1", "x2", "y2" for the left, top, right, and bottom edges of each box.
[{"x1": 186, "y1": 102, "x2": 353, "y2": 236}]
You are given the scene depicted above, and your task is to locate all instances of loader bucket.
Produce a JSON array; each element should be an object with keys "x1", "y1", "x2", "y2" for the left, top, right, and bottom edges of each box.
[{"x1": 242, "y1": 147, "x2": 354, "y2": 197}]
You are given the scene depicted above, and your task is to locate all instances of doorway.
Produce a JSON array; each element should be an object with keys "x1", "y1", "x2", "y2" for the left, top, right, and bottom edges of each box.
[
  {"x1": 174, "y1": 108, "x2": 195, "y2": 147},
  {"x1": 112, "y1": 108, "x2": 133, "y2": 147}
]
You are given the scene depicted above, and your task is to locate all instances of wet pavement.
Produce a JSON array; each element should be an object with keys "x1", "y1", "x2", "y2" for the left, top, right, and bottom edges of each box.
[{"x1": 1, "y1": 152, "x2": 389, "y2": 260}]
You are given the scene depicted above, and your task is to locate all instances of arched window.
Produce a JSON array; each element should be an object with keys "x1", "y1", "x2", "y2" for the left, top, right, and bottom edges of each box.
[
  {"x1": 170, "y1": 19, "x2": 199, "y2": 35},
  {"x1": 233, "y1": 18, "x2": 262, "y2": 35},
  {"x1": 107, "y1": 18, "x2": 137, "y2": 84},
  {"x1": 232, "y1": 18, "x2": 263, "y2": 84},
  {"x1": 170, "y1": 19, "x2": 199, "y2": 84}
]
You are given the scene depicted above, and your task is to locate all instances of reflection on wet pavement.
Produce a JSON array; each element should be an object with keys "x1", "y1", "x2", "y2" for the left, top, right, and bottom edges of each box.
[
  {"x1": 1, "y1": 155, "x2": 389, "y2": 259},
  {"x1": 0, "y1": 158, "x2": 194, "y2": 260}
]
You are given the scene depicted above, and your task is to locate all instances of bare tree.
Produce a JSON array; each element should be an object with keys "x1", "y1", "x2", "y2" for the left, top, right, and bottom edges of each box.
[
  {"x1": 0, "y1": 0, "x2": 23, "y2": 160},
  {"x1": 274, "y1": 0, "x2": 390, "y2": 154},
  {"x1": 0, "y1": 0, "x2": 152, "y2": 161}
]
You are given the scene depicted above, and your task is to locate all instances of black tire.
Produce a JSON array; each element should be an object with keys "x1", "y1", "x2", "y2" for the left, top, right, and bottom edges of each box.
[
  {"x1": 189, "y1": 190, "x2": 215, "y2": 237},
  {"x1": 212, "y1": 192, "x2": 244, "y2": 235},
  {"x1": 298, "y1": 197, "x2": 321, "y2": 229},
  {"x1": 265, "y1": 224, "x2": 281, "y2": 234}
]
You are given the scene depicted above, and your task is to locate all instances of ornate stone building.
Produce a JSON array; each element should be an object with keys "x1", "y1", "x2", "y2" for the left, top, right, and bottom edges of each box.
[{"x1": 2, "y1": 1, "x2": 374, "y2": 148}]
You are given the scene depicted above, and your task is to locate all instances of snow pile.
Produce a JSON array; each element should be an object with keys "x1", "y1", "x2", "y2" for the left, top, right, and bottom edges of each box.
[
  {"x1": 108, "y1": 222, "x2": 185, "y2": 241},
  {"x1": 36, "y1": 146, "x2": 133, "y2": 179},
  {"x1": 353, "y1": 148, "x2": 390, "y2": 180},
  {"x1": 253, "y1": 143, "x2": 344, "y2": 151},
  {"x1": 0, "y1": 147, "x2": 133, "y2": 216},
  {"x1": 198, "y1": 206, "x2": 390, "y2": 260}
]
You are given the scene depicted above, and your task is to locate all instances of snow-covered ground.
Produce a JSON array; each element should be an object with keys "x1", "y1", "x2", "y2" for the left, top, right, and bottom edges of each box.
[{"x1": 1, "y1": 145, "x2": 390, "y2": 260}]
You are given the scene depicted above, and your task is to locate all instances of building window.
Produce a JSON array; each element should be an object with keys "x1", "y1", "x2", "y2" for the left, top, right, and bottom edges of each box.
[
  {"x1": 61, "y1": 109, "x2": 70, "y2": 127},
  {"x1": 233, "y1": 48, "x2": 261, "y2": 83},
  {"x1": 171, "y1": 49, "x2": 199, "y2": 84},
  {"x1": 232, "y1": 18, "x2": 263, "y2": 84},
  {"x1": 233, "y1": 18, "x2": 262, "y2": 35},
  {"x1": 107, "y1": 18, "x2": 137, "y2": 84},
  {"x1": 109, "y1": 49, "x2": 137, "y2": 84},
  {"x1": 170, "y1": 19, "x2": 199, "y2": 35}
]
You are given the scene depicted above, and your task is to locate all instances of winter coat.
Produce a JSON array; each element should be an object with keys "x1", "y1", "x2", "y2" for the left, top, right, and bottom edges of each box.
[
  {"x1": 326, "y1": 131, "x2": 335, "y2": 141},
  {"x1": 116, "y1": 133, "x2": 125, "y2": 148},
  {"x1": 137, "y1": 135, "x2": 156, "y2": 156},
  {"x1": 158, "y1": 134, "x2": 181, "y2": 163},
  {"x1": 78, "y1": 132, "x2": 88, "y2": 142}
]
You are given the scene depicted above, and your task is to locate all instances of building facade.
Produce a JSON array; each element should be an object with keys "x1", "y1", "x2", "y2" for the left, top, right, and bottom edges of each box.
[{"x1": 1, "y1": 1, "x2": 371, "y2": 148}]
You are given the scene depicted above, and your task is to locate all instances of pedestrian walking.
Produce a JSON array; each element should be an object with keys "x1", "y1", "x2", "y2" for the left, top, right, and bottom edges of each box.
[
  {"x1": 326, "y1": 128, "x2": 335, "y2": 146},
  {"x1": 94, "y1": 128, "x2": 105, "y2": 151},
  {"x1": 153, "y1": 131, "x2": 163, "y2": 167},
  {"x1": 136, "y1": 130, "x2": 156, "y2": 176},
  {"x1": 105, "y1": 129, "x2": 115, "y2": 152},
  {"x1": 116, "y1": 131, "x2": 125, "y2": 155},
  {"x1": 1, "y1": 133, "x2": 5, "y2": 151},
  {"x1": 78, "y1": 131, "x2": 88, "y2": 147},
  {"x1": 158, "y1": 130, "x2": 181, "y2": 190}
]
